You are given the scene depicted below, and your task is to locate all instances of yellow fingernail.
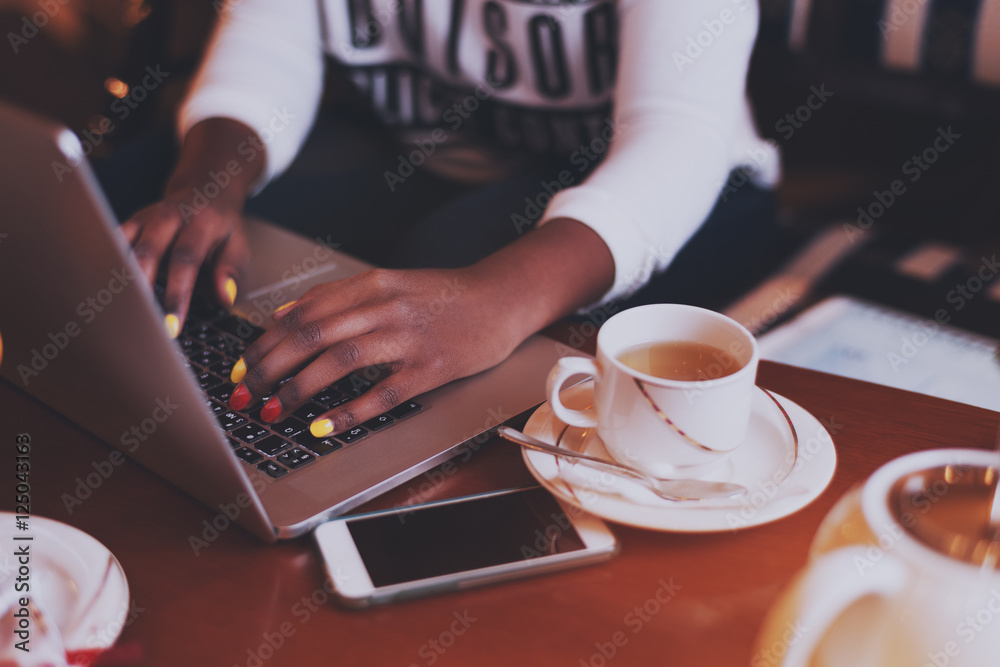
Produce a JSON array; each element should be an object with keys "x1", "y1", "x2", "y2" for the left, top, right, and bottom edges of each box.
[
  {"x1": 224, "y1": 278, "x2": 238, "y2": 307},
  {"x1": 275, "y1": 300, "x2": 296, "y2": 314},
  {"x1": 164, "y1": 314, "x2": 180, "y2": 339},
  {"x1": 310, "y1": 419, "x2": 334, "y2": 438},
  {"x1": 230, "y1": 357, "x2": 247, "y2": 384}
]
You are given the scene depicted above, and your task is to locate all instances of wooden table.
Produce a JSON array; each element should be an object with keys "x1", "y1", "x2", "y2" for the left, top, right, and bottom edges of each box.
[{"x1": 4, "y1": 360, "x2": 998, "y2": 666}]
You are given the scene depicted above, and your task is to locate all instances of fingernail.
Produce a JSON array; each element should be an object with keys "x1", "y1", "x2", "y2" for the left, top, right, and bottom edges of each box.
[
  {"x1": 230, "y1": 358, "x2": 247, "y2": 384},
  {"x1": 224, "y1": 278, "x2": 238, "y2": 307},
  {"x1": 261, "y1": 397, "x2": 282, "y2": 423},
  {"x1": 164, "y1": 314, "x2": 180, "y2": 339},
  {"x1": 274, "y1": 300, "x2": 297, "y2": 315},
  {"x1": 310, "y1": 419, "x2": 334, "y2": 438},
  {"x1": 230, "y1": 384, "x2": 252, "y2": 411}
]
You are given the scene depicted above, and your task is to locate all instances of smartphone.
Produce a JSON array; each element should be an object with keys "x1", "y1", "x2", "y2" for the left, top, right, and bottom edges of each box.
[{"x1": 314, "y1": 486, "x2": 618, "y2": 608}]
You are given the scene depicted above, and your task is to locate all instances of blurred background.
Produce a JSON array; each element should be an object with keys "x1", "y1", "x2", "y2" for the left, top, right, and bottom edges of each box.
[
  {"x1": 0, "y1": 0, "x2": 210, "y2": 154},
  {"x1": 3, "y1": 0, "x2": 1000, "y2": 333}
]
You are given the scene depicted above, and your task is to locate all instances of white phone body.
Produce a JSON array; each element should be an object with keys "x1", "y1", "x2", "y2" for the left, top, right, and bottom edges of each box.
[{"x1": 314, "y1": 486, "x2": 618, "y2": 608}]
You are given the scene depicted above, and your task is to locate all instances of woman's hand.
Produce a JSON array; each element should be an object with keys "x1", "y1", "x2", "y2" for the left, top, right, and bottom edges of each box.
[
  {"x1": 120, "y1": 118, "x2": 264, "y2": 337},
  {"x1": 121, "y1": 189, "x2": 250, "y2": 338},
  {"x1": 228, "y1": 266, "x2": 519, "y2": 436},
  {"x1": 227, "y1": 218, "x2": 616, "y2": 438}
]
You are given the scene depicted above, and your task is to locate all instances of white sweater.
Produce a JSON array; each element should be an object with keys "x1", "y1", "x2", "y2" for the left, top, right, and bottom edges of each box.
[{"x1": 181, "y1": 0, "x2": 779, "y2": 304}]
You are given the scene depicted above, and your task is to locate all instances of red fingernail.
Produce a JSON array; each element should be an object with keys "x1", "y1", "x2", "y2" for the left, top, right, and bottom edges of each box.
[
  {"x1": 261, "y1": 396, "x2": 282, "y2": 423},
  {"x1": 230, "y1": 384, "x2": 252, "y2": 411}
]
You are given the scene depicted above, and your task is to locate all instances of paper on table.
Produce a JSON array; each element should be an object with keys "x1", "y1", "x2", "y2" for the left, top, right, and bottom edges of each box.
[{"x1": 758, "y1": 295, "x2": 1000, "y2": 412}]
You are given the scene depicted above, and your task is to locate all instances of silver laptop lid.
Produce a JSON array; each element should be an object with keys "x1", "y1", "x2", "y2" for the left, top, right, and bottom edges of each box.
[{"x1": 0, "y1": 102, "x2": 277, "y2": 541}]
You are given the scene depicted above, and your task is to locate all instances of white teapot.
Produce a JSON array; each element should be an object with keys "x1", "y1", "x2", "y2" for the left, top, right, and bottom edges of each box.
[{"x1": 754, "y1": 448, "x2": 1000, "y2": 667}]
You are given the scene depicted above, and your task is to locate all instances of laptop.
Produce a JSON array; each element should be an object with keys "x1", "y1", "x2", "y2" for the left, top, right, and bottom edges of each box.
[{"x1": 0, "y1": 101, "x2": 573, "y2": 542}]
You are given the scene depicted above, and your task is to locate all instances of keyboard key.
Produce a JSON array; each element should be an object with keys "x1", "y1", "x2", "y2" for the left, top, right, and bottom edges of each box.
[
  {"x1": 216, "y1": 411, "x2": 247, "y2": 431},
  {"x1": 215, "y1": 315, "x2": 264, "y2": 342},
  {"x1": 360, "y1": 364, "x2": 391, "y2": 382},
  {"x1": 187, "y1": 340, "x2": 214, "y2": 355},
  {"x1": 276, "y1": 448, "x2": 315, "y2": 469},
  {"x1": 187, "y1": 325, "x2": 213, "y2": 343},
  {"x1": 257, "y1": 460, "x2": 288, "y2": 478},
  {"x1": 271, "y1": 417, "x2": 307, "y2": 438},
  {"x1": 188, "y1": 297, "x2": 228, "y2": 322},
  {"x1": 293, "y1": 402, "x2": 325, "y2": 422},
  {"x1": 387, "y1": 400, "x2": 422, "y2": 419},
  {"x1": 207, "y1": 384, "x2": 235, "y2": 404},
  {"x1": 202, "y1": 333, "x2": 228, "y2": 351},
  {"x1": 254, "y1": 435, "x2": 291, "y2": 456},
  {"x1": 294, "y1": 431, "x2": 343, "y2": 456},
  {"x1": 227, "y1": 437, "x2": 242, "y2": 449},
  {"x1": 205, "y1": 399, "x2": 228, "y2": 416},
  {"x1": 190, "y1": 349, "x2": 223, "y2": 367},
  {"x1": 335, "y1": 426, "x2": 368, "y2": 444},
  {"x1": 333, "y1": 374, "x2": 372, "y2": 397},
  {"x1": 184, "y1": 320, "x2": 212, "y2": 335},
  {"x1": 196, "y1": 371, "x2": 222, "y2": 391},
  {"x1": 232, "y1": 423, "x2": 269, "y2": 444},
  {"x1": 235, "y1": 447, "x2": 263, "y2": 464},
  {"x1": 209, "y1": 359, "x2": 236, "y2": 377},
  {"x1": 362, "y1": 414, "x2": 394, "y2": 431},
  {"x1": 314, "y1": 388, "x2": 350, "y2": 409},
  {"x1": 215, "y1": 333, "x2": 248, "y2": 357}
]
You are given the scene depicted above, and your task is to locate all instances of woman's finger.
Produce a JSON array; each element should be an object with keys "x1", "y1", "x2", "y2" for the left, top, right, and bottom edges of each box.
[
  {"x1": 236, "y1": 283, "x2": 366, "y2": 373},
  {"x1": 230, "y1": 309, "x2": 385, "y2": 416},
  {"x1": 212, "y1": 227, "x2": 251, "y2": 309},
  {"x1": 307, "y1": 370, "x2": 420, "y2": 438},
  {"x1": 162, "y1": 217, "x2": 228, "y2": 335},
  {"x1": 128, "y1": 202, "x2": 184, "y2": 286},
  {"x1": 119, "y1": 219, "x2": 141, "y2": 245},
  {"x1": 252, "y1": 337, "x2": 398, "y2": 425}
]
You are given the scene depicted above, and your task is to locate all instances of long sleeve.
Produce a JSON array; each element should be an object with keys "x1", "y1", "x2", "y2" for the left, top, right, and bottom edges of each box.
[
  {"x1": 540, "y1": 0, "x2": 777, "y2": 305},
  {"x1": 177, "y1": 0, "x2": 326, "y2": 188}
]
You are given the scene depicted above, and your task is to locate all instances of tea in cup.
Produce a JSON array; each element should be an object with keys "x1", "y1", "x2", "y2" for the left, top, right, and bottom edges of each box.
[{"x1": 546, "y1": 304, "x2": 759, "y2": 478}]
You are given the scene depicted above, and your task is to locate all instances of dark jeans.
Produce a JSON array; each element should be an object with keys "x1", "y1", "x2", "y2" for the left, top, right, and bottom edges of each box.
[{"x1": 94, "y1": 114, "x2": 780, "y2": 313}]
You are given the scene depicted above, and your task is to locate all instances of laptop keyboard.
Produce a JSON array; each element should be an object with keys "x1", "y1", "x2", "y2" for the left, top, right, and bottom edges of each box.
[{"x1": 174, "y1": 295, "x2": 423, "y2": 480}]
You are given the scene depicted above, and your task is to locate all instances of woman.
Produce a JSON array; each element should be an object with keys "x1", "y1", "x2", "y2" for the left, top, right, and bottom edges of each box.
[{"x1": 121, "y1": 0, "x2": 779, "y2": 439}]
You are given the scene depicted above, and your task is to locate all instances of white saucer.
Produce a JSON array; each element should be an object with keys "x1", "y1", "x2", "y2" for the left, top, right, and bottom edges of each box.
[
  {"x1": 0, "y1": 513, "x2": 129, "y2": 656},
  {"x1": 522, "y1": 381, "x2": 837, "y2": 532}
]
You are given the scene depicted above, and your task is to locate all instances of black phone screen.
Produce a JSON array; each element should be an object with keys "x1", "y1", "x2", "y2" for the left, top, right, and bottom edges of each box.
[{"x1": 346, "y1": 487, "x2": 586, "y2": 587}]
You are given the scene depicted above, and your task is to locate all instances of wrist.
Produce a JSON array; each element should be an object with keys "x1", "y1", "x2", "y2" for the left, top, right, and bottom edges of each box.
[
  {"x1": 165, "y1": 117, "x2": 264, "y2": 209},
  {"x1": 163, "y1": 172, "x2": 247, "y2": 215},
  {"x1": 469, "y1": 217, "x2": 615, "y2": 342}
]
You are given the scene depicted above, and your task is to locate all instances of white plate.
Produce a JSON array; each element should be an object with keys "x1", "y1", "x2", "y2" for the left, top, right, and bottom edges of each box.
[
  {"x1": 0, "y1": 513, "x2": 129, "y2": 658},
  {"x1": 522, "y1": 381, "x2": 837, "y2": 532}
]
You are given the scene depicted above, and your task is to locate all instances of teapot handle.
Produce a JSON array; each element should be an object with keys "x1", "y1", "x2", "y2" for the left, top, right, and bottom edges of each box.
[{"x1": 755, "y1": 546, "x2": 909, "y2": 666}]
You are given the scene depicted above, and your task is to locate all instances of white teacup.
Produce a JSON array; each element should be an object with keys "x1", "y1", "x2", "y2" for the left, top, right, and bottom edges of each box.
[
  {"x1": 754, "y1": 448, "x2": 1000, "y2": 667},
  {"x1": 546, "y1": 304, "x2": 759, "y2": 478}
]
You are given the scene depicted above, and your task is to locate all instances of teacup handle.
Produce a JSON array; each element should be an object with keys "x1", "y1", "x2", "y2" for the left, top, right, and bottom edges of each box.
[
  {"x1": 546, "y1": 357, "x2": 600, "y2": 428},
  {"x1": 756, "y1": 546, "x2": 909, "y2": 666}
]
